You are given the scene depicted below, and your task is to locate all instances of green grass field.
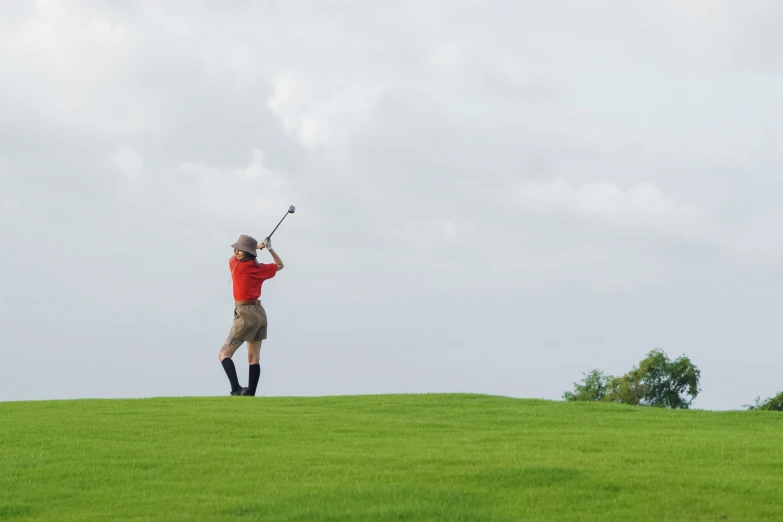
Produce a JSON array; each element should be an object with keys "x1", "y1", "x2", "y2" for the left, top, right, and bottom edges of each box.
[{"x1": 1, "y1": 394, "x2": 782, "y2": 521}]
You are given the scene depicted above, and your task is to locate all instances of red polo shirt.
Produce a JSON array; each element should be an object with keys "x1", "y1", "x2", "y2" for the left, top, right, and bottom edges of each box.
[{"x1": 229, "y1": 256, "x2": 278, "y2": 301}]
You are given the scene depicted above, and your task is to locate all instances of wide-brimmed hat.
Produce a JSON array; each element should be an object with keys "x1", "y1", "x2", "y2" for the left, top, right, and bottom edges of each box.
[{"x1": 231, "y1": 234, "x2": 258, "y2": 256}]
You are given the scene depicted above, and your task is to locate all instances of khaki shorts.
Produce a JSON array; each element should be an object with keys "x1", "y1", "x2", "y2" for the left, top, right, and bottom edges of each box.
[{"x1": 229, "y1": 302, "x2": 268, "y2": 342}]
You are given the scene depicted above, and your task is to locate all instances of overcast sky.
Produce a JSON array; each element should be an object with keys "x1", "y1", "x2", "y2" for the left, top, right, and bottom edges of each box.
[{"x1": 1, "y1": 1, "x2": 781, "y2": 410}]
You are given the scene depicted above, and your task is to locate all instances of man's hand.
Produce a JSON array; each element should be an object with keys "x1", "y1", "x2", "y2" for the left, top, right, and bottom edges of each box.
[
  {"x1": 263, "y1": 237, "x2": 272, "y2": 251},
  {"x1": 256, "y1": 241, "x2": 265, "y2": 250}
]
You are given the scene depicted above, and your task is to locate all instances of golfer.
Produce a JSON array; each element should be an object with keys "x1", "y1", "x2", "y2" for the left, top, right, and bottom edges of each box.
[{"x1": 219, "y1": 234, "x2": 284, "y2": 396}]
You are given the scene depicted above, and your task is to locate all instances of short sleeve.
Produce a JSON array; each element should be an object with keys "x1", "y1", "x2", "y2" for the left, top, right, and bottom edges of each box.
[{"x1": 258, "y1": 263, "x2": 278, "y2": 280}]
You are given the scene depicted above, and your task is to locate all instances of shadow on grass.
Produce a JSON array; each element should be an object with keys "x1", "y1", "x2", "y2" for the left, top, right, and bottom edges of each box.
[{"x1": 0, "y1": 505, "x2": 34, "y2": 520}]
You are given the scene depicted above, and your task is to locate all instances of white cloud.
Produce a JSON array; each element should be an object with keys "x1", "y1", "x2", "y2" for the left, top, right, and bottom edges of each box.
[
  {"x1": 267, "y1": 71, "x2": 296, "y2": 123},
  {"x1": 436, "y1": 218, "x2": 459, "y2": 240},
  {"x1": 267, "y1": 71, "x2": 328, "y2": 149},
  {"x1": 111, "y1": 145, "x2": 143, "y2": 181},
  {"x1": 299, "y1": 117, "x2": 329, "y2": 150},
  {"x1": 266, "y1": 69, "x2": 384, "y2": 151},
  {"x1": 82, "y1": 19, "x2": 112, "y2": 42},
  {"x1": 172, "y1": 148, "x2": 295, "y2": 223},
  {"x1": 725, "y1": 202, "x2": 783, "y2": 271},
  {"x1": 512, "y1": 177, "x2": 715, "y2": 243},
  {"x1": 430, "y1": 42, "x2": 461, "y2": 70}
]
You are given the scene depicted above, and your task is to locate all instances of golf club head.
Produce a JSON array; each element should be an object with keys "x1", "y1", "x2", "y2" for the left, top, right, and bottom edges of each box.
[{"x1": 288, "y1": 205, "x2": 296, "y2": 214}]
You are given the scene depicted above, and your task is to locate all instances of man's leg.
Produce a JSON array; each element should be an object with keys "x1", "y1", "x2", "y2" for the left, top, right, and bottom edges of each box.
[
  {"x1": 219, "y1": 337, "x2": 244, "y2": 394},
  {"x1": 244, "y1": 341, "x2": 262, "y2": 396}
]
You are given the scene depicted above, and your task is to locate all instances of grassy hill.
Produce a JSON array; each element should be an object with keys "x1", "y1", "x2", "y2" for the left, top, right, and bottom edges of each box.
[{"x1": 1, "y1": 393, "x2": 782, "y2": 521}]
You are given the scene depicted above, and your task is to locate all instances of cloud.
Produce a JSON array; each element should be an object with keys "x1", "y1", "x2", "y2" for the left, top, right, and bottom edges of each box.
[
  {"x1": 1, "y1": 1, "x2": 782, "y2": 409},
  {"x1": 171, "y1": 148, "x2": 296, "y2": 223},
  {"x1": 266, "y1": 69, "x2": 382, "y2": 151},
  {"x1": 512, "y1": 177, "x2": 715, "y2": 242},
  {"x1": 1, "y1": 0, "x2": 778, "y2": 292},
  {"x1": 111, "y1": 145, "x2": 144, "y2": 181},
  {"x1": 724, "y1": 202, "x2": 783, "y2": 273}
]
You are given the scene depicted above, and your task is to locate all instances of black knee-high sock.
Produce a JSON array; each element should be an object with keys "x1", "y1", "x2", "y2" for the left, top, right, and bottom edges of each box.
[
  {"x1": 248, "y1": 364, "x2": 261, "y2": 396},
  {"x1": 221, "y1": 358, "x2": 241, "y2": 392}
]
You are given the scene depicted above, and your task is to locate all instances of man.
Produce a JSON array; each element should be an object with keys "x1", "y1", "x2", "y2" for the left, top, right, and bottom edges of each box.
[{"x1": 218, "y1": 234, "x2": 284, "y2": 396}]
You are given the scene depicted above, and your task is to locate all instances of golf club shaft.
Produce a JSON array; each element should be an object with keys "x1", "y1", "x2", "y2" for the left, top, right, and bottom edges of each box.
[{"x1": 266, "y1": 212, "x2": 289, "y2": 240}]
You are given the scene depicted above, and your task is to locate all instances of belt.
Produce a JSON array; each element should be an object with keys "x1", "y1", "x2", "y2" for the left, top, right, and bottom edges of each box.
[{"x1": 235, "y1": 300, "x2": 260, "y2": 306}]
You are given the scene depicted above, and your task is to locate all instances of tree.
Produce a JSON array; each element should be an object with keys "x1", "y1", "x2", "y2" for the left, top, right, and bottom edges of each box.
[
  {"x1": 562, "y1": 369, "x2": 608, "y2": 402},
  {"x1": 563, "y1": 348, "x2": 701, "y2": 409},
  {"x1": 744, "y1": 392, "x2": 783, "y2": 412}
]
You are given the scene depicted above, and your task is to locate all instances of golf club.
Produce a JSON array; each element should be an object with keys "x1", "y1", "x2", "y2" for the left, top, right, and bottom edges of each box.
[{"x1": 265, "y1": 205, "x2": 296, "y2": 242}]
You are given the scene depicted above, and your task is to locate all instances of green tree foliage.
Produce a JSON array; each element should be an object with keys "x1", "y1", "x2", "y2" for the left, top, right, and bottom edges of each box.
[
  {"x1": 563, "y1": 349, "x2": 701, "y2": 409},
  {"x1": 744, "y1": 391, "x2": 783, "y2": 411},
  {"x1": 562, "y1": 370, "x2": 608, "y2": 402}
]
